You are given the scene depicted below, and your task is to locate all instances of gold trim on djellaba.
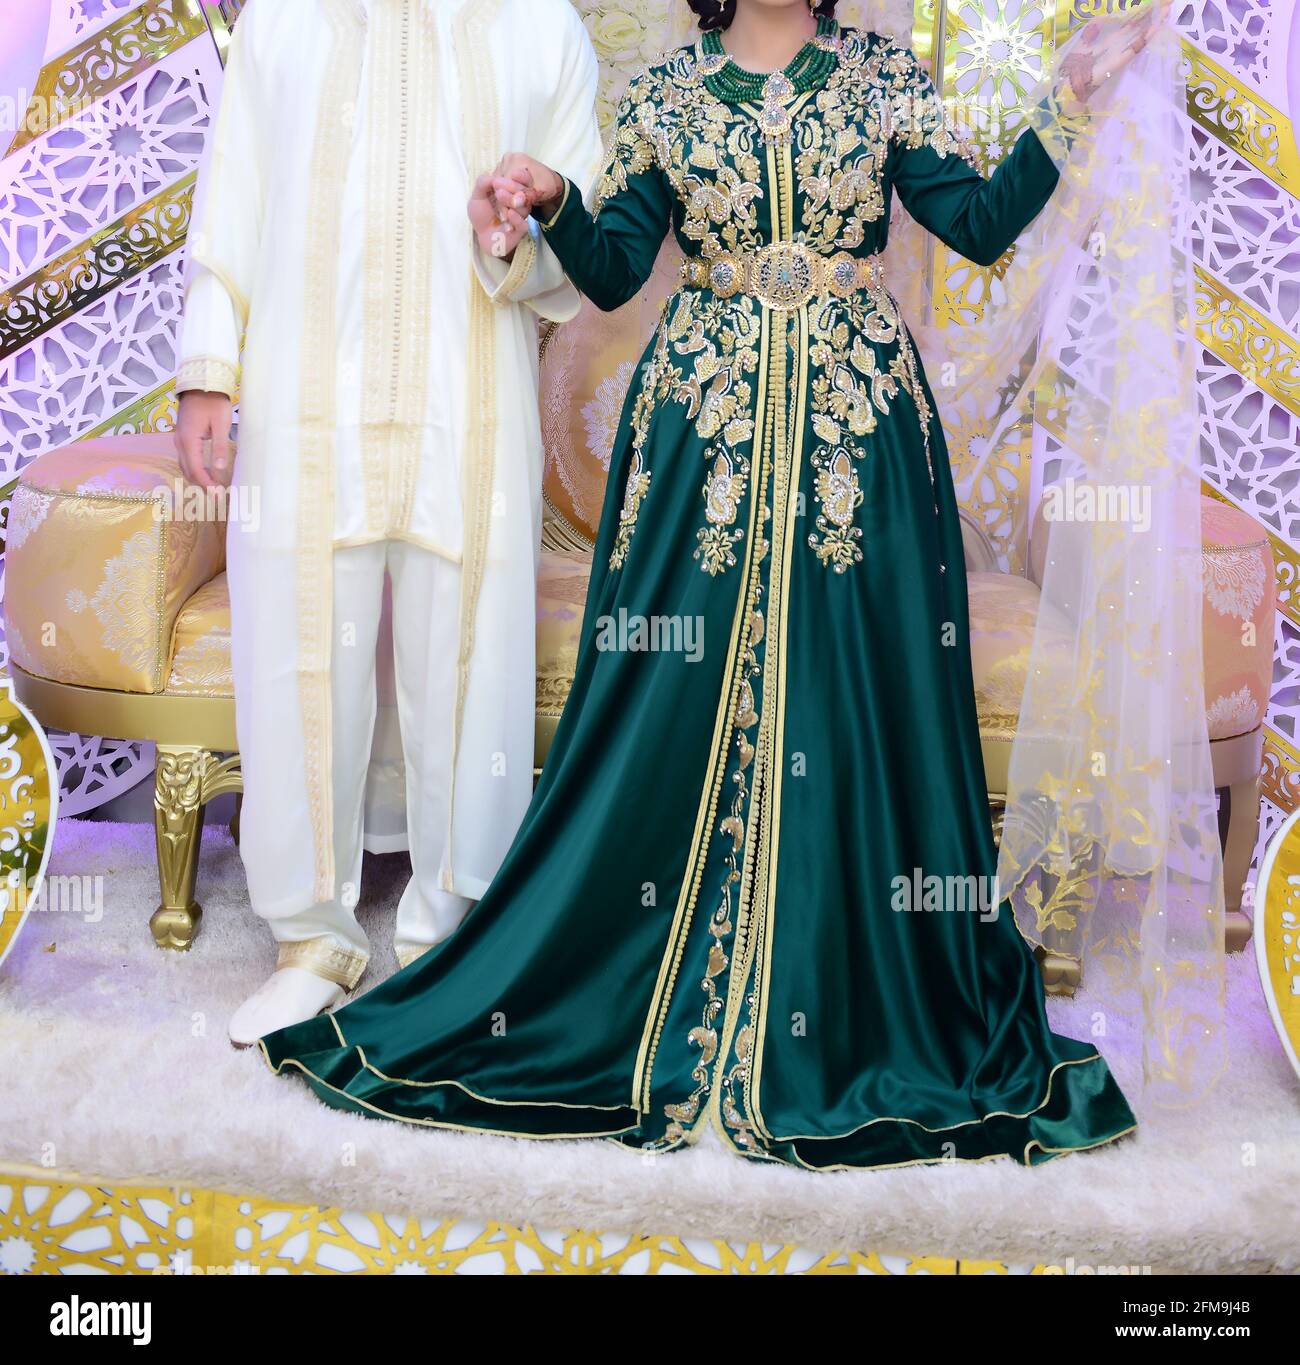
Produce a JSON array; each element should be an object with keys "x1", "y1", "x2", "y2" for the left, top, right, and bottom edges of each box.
[
  {"x1": 740, "y1": 309, "x2": 807, "y2": 1147},
  {"x1": 492, "y1": 231, "x2": 538, "y2": 303},
  {"x1": 442, "y1": 0, "x2": 505, "y2": 895},
  {"x1": 360, "y1": 0, "x2": 441, "y2": 538},
  {"x1": 277, "y1": 937, "x2": 369, "y2": 991},
  {"x1": 639, "y1": 128, "x2": 805, "y2": 1149},
  {"x1": 653, "y1": 342, "x2": 775, "y2": 1144},
  {"x1": 176, "y1": 356, "x2": 239, "y2": 398},
  {"x1": 329, "y1": 1005, "x2": 631, "y2": 1113},
  {"x1": 259, "y1": 1043, "x2": 640, "y2": 1141},
  {"x1": 296, "y1": 0, "x2": 368, "y2": 904}
]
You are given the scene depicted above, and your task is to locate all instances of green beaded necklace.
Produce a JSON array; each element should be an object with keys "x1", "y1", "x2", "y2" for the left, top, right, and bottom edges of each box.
[{"x1": 699, "y1": 15, "x2": 840, "y2": 105}]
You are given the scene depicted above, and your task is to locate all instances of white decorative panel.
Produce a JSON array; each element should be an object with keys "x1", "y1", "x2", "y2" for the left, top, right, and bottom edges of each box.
[
  {"x1": 1177, "y1": 0, "x2": 1278, "y2": 97},
  {"x1": 0, "y1": 258, "x2": 186, "y2": 474},
  {"x1": 46, "y1": 0, "x2": 141, "y2": 57},
  {"x1": 0, "y1": 47, "x2": 218, "y2": 286},
  {"x1": 0, "y1": 3, "x2": 219, "y2": 809}
]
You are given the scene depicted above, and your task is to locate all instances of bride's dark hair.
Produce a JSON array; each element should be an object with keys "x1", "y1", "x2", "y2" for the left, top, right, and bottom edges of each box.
[{"x1": 687, "y1": 1, "x2": 839, "y2": 33}]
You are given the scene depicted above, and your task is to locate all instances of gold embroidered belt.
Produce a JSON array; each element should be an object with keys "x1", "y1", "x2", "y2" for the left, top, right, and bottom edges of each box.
[{"x1": 680, "y1": 243, "x2": 886, "y2": 311}]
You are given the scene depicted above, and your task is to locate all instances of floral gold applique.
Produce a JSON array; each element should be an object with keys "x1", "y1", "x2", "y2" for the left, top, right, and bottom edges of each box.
[{"x1": 610, "y1": 451, "x2": 651, "y2": 572}]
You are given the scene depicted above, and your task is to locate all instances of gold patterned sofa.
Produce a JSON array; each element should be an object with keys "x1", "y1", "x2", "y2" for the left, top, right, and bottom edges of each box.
[
  {"x1": 5, "y1": 436, "x2": 1274, "y2": 974},
  {"x1": 5, "y1": 432, "x2": 593, "y2": 951}
]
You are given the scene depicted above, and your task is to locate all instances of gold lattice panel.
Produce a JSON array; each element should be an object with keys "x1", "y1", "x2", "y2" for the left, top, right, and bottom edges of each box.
[
  {"x1": 0, "y1": 680, "x2": 55, "y2": 972},
  {"x1": 1256, "y1": 811, "x2": 1300, "y2": 1082},
  {"x1": 0, "y1": 1170, "x2": 1043, "y2": 1275}
]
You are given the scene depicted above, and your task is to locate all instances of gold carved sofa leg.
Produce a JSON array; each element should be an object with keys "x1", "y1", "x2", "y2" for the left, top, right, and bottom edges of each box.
[
  {"x1": 152, "y1": 745, "x2": 243, "y2": 951},
  {"x1": 988, "y1": 795, "x2": 1006, "y2": 847},
  {"x1": 1035, "y1": 945, "x2": 1082, "y2": 996}
]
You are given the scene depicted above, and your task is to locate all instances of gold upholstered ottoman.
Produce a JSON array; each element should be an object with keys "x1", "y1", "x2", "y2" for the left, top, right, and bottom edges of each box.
[{"x1": 4, "y1": 434, "x2": 591, "y2": 951}]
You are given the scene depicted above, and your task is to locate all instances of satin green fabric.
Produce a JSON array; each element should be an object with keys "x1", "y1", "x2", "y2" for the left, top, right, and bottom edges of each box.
[{"x1": 263, "y1": 26, "x2": 1137, "y2": 1169}]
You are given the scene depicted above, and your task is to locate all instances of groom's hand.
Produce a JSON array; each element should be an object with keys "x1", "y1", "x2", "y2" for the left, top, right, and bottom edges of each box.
[
  {"x1": 175, "y1": 391, "x2": 235, "y2": 491},
  {"x1": 469, "y1": 172, "x2": 529, "y2": 261}
]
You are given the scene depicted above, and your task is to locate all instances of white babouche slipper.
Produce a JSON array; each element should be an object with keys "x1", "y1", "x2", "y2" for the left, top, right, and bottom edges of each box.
[{"x1": 229, "y1": 967, "x2": 346, "y2": 1049}]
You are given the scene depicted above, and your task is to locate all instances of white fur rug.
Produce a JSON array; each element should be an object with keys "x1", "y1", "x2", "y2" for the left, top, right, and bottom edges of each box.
[{"x1": 2, "y1": 818, "x2": 1298, "y2": 1272}]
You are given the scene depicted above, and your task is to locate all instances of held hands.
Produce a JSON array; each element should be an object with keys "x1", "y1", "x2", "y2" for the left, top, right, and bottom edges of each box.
[
  {"x1": 467, "y1": 153, "x2": 566, "y2": 261},
  {"x1": 175, "y1": 390, "x2": 235, "y2": 491},
  {"x1": 1061, "y1": 0, "x2": 1168, "y2": 107}
]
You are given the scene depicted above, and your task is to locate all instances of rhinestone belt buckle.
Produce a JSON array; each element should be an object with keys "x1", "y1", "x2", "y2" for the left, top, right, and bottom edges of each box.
[
  {"x1": 706, "y1": 253, "x2": 744, "y2": 299},
  {"x1": 752, "y1": 241, "x2": 818, "y2": 311},
  {"x1": 827, "y1": 251, "x2": 863, "y2": 298}
]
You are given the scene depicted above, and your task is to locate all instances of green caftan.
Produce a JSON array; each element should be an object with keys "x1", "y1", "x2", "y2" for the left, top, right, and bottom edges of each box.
[{"x1": 262, "y1": 24, "x2": 1138, "y2": 1169}]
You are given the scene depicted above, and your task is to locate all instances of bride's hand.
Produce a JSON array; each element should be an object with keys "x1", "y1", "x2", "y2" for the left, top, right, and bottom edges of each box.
[
  {"x1": 490, "y1": 153, "x2": 567, "y2": 222},
  {"x1": 1061, "y1": 0, "x2": 1168, "y2": 106}
]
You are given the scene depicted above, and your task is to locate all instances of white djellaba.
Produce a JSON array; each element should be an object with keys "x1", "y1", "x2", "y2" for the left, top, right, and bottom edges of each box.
[{"x1": 177, "y1": 0, "x2": 605, "y2": 1042}]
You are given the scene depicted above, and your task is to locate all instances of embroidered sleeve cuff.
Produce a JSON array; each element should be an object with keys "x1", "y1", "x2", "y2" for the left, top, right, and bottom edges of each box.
[
  {"x1": 539, "y1": 177, "x2": 575, "y2": 232},
  {"x1": 496, "y1": 229, "x2": 538, "y2": 303},
  {"x1": 473, "y1": 226, "x2": 541, "y2": 305},
  {"x1": 176, "y1": 357, "x2": 239, "y2": 398}
]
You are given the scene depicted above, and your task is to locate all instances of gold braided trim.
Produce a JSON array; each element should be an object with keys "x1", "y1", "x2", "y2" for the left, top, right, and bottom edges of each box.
[
  {"x1": 765, "y1": 1053, "x2": 1113, "y2": 1144},
  {"x1": 540, "y1": 179, "x2": 572, "y2": 230},
  {"x1": 261, "y1": 1016, "x2": 638, "y2": 1137},
  {"x1": 745, "y1": 305, "x2": 808, "y2": 1148},
  {"x1": 297, "y1": 0, "x2": 367, "y2": 905},
  {"x1": 361, "y1": 0, "x2": 441, "y2": 538},
  {"x1": 277, "y1": 937, "x2": 368, "y2": 990},
  {"x1": 390, "y1": 0, "x2": 439, "y2": 539},
  {"x1": 394, "y1": 943, "x2": 432, "y2": 971},
  {"x1": 630, "y1": 306, "x2": 771, "y2": 1112},
  {"x1": 443, "y1": 0, "x2": 504, "y2": 893},
  {"x1": 729, "y1": 142, "x2": 799, "y2": 1148},
  {"x1": 176, "y1": 356, "x2": 239, "y2": 397},
  {"x1": 358, "y1": 1, "x2": 401, "y2": 533},
  {"x1": 491, "y1": 230, "x2": 538, "y2": 304},
  {"x1": 681, "y1": 244, "x2": 886, "y2": 311},
  {"x1": 1202, "y1": 538, "x2": 1269, "y2": 554},
  {"x1": 258, "y1": 1022, "x2": 1136, "y2": 1167}
]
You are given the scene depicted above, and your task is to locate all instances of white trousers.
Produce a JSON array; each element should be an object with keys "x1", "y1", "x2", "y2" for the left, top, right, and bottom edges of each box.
[{"x1": 253, "y1": 539, "x2": 474, "y2": 983}]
